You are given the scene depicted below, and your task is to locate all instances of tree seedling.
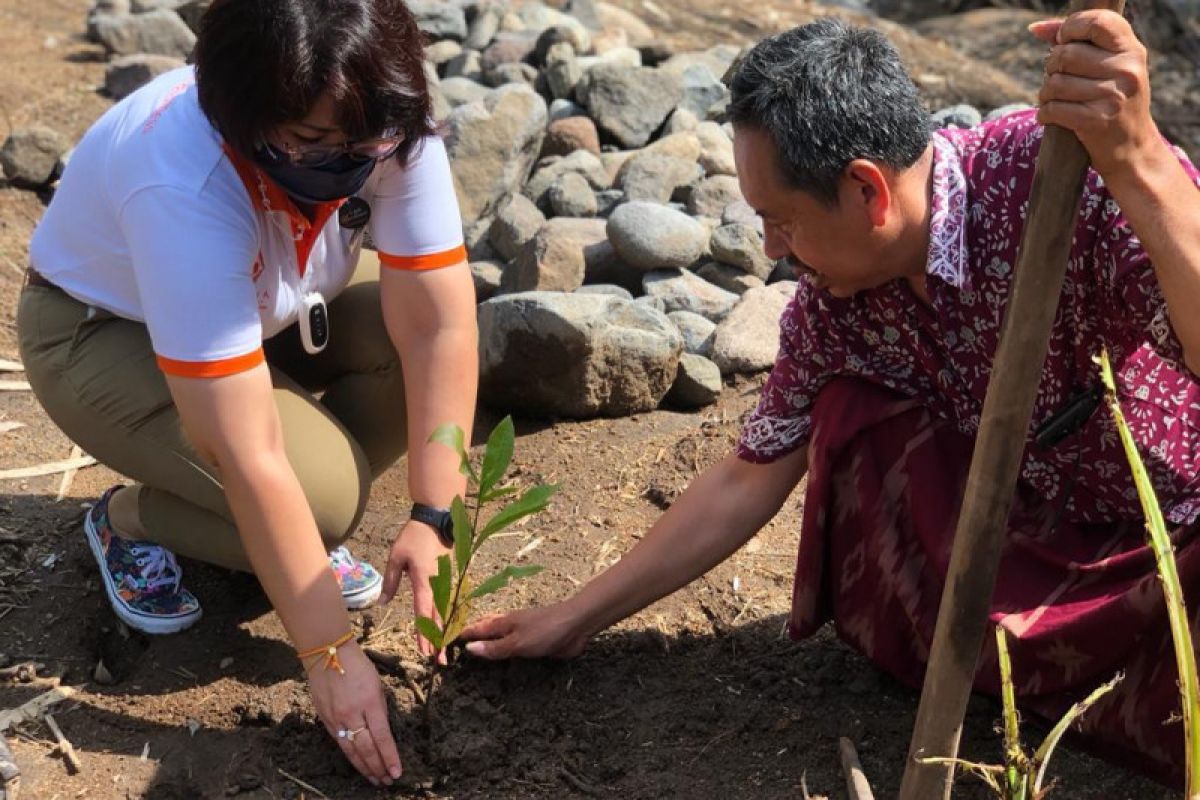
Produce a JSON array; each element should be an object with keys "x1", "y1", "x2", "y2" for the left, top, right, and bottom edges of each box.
[{"x1": 414, "y1": 416, "x2": 557, "y2": 661}]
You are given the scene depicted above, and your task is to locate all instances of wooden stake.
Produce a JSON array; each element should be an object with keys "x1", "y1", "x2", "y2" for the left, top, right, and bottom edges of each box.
[
  {"x1": 54, "y1": 446, "x2": 84, "y2": 502},
  {"x1": 897, "y1": 3, "x2": 1124, "y2": 798},
  {"x1": 0, "y1": 456, "x2": 96, "y2": 481},
  {"x1": 838, "y1": 738, "x2": 874, "y2": 800},
  {"x1": 0, "y1": 686, "x2": 75, "y2": 732},
  {"x1": 42, "y1": 714, "x2": 81, "y2": 775}
]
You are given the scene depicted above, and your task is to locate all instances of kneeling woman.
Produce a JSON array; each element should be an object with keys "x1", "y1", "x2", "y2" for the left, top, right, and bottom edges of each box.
[{"x1": 17, "y1": 0, "x2": 474, "y2": 785}]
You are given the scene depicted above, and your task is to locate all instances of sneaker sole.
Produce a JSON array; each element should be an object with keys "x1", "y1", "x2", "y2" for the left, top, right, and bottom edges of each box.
[
  {"x1": 342, "y1": 577, "x2": 382, "y2": 610},
  {"x1": 84, "y1": 511, "x2": 202, "y2": 635}
]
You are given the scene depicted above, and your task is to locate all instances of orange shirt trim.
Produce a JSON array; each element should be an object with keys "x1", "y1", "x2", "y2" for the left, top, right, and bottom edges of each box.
[
  {"x1": 156, "y1": 348, "x2": 265, "y2": 378},
  {"x1": 379, "y1": 245, "x2": 467, "y2": 272}
]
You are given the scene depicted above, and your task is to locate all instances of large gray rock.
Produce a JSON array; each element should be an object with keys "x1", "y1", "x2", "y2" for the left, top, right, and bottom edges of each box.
[
  {"x1": 479, "y1": 292, "x2": 683, "y2": 417},
  {"x1": 544, "y1": 43, "x2": 583, "y2": 99},
  {"x1": 484, "y1": 62, "x2": 538, "y2": 87},
  {"x1": 440, "y1": 76, "x2": 490, "y2": 108},
  {"x1": 709, "y1": 223, "x2": 773, "y2": 280},
  {"x1": 581, "y1": 240, "x2": 643, "y2": 294},
  {"x1": 464, "y1": 3, "x2": 504, "y2": 50},
  {"x1": 687, "y1": 175, "x2": 743, "y2": 218},
  {"x1": 695, "y1": 121, "x2": 736, "y2": 176},
  {"x1": 660, "y1": 45, "x2": 741, "y2": 83},
  {"x1": 488, "y1": 194, "x2": 546, "y2": 262},
  {"x1": 481, "y1": 30, "x2": 540, "y2": 71},
  {"x1": 642, "y1": 268, "x2": 738, "y2": 322},
  {"x1": 426, "y1": 40, "x2": 464, "y2": 68},
  {"x1": 445, "y1": 84, "x2": 548, "y2": 236},
  {"x1": 92, "y1": 9, "x2": 195, "y2": 57},
  {"x1": 709, "y1": 283, "x2": 795, "y2": 375},
  {"x1": 676, "y1": 63, "x2": 729, "y2": 118},
  {"x1": 471, "y1": 260, "x2": 505, "y2": 302},
  {"x1": 444, "y1": 49, "x2": 483, "y2": 81},
  {"x1": 104, "y1": 53, "x2": 184, "y2": 100},
  {"x1": 131, "y1": 0, "x2": 186, "y2": 12},
  {"x1": 615, "y1": 154, "x2": 701, "y2": 204},
  {"x1": 577, "y1": 284, "x2": 633, "y2": 300},
  {"x1": 722, "y1": 199, "x2": 763, "y2": 233},
  {"x1": 607, "y1": 202, "x2": 707, "y2": 272},
  {"x1": 665, "y1": 353, "x2": 722, "y2": 409},
  {"x1": 1, "y1": 127, "x2": 69, "y2": 188},
  {"x1": 409, "y1": 1, "x2": 468, "y2": 41},
  {"x1": 697, "y1": 261, "x2": 764, "y2": 295},
  {"x1": 524, "y1": 149, "x2": 609, "y2": 208},
  {"x1": 504, "y1": 217, "x2": 608, "y2": 293},
  {"x1": 549, "y1": 171, "x2": 598, "y2": 217},
  {"x1": 577, "y1": 65, "x2": 684, "y2": 148},
  {"x1": 667, "y1": 310, "x2": 716, "y2": 356}
]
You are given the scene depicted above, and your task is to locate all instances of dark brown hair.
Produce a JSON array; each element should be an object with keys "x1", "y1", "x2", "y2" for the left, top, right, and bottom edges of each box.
[{"x1": 193, "y1": 0, "x2": 434, "y2": 162}]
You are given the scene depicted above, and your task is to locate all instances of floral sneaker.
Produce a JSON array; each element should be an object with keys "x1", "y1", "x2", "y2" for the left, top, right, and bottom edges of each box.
[
  {"x1": 329, "y1": 546, "x2": 382, "y2": 610},
  {"x1": 83, "y1": 486, "x2": 202, "y2": 635}
]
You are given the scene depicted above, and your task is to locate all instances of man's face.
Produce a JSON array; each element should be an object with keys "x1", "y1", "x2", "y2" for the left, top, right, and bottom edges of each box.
[{"x1": 733, "y1": 126, "x2": 891, "y2": 299}]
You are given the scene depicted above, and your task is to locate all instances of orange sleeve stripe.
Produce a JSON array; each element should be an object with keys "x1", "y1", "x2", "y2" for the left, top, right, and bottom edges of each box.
[
  {"x1": 156, "y1": 348, "x2": 265, "y2": 378},
  {"x1": 379, "y1": 245, "x2": 467, "y2": 271}
]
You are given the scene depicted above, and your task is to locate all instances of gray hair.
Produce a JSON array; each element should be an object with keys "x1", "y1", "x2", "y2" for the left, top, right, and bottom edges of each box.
[{"x1": 729, "y1": 18, "x2": 930, "y2": 205}]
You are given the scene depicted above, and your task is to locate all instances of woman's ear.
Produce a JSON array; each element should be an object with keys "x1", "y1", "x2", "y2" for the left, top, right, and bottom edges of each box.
[{"x1": 843, "y1": 159, "x2": 891, "y2": 229}]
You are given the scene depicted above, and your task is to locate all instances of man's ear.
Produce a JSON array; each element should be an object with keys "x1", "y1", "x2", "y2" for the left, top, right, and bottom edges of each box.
[{"x1": 843, "y1": 159, "x2": 891, "y2": 228}]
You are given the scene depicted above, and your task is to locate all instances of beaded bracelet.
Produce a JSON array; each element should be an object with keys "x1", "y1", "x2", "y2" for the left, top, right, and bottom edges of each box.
[{"x1": 296, "y1": 631, "x2": 355, "y2": 675}]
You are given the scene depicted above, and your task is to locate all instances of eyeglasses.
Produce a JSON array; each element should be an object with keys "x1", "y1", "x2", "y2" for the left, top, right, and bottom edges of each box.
[{"x1": 272, "y1": 130, "x2": 404, "y2": 168}]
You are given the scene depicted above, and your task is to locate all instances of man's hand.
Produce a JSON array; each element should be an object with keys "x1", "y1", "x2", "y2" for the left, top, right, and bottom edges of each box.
[
  {"x1": 380, "y1": 520, "x2": 449, "y2": 660},
  {"x1": 460, "y1": 603, "x2": 590, "y2": 660},
  {"x1": 1031, "y1": 10, "x2": 1159, "y2": 180}
]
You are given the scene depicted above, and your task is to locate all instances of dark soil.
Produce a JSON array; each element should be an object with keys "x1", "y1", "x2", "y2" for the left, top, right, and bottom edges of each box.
[{"x1": 1, "y1": 1, "x2": 1193, "y2": 798}]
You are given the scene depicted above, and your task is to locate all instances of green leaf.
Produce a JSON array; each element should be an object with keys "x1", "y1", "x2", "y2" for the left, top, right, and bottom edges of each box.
[
  {"x1": 480, "y1": 485, "x2": 519, "y2": 504},
  {"x1": 429, "y1": 423, "x2": 478, "y2": 482},
  {"x1": 469, "y1": 564, "x2": 544, "y2": 600},
  {"x1": 478, "y1": 416, "x2": 515, "y2": 504},
  {"x1": 429, "y1": 554, "x2": 452, "y2": 621},
  {"x1": 451, "y1": 495, "x2": 473, "y2": 577},
  {"x1": 414, "y1": 615, "x2": 444, "y2": 651},
  {"x1": 479, "y1": 484, "x2": 559, "y2": 543}
]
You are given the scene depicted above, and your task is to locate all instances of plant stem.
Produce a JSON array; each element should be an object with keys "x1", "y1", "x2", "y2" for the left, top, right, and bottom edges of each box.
[
  {"x1": 1099, "y1": 348, "x2": 1200, "y2": 799},
  {"x1": 439, "y1": 488, "x2": 487, "y2": 648}
]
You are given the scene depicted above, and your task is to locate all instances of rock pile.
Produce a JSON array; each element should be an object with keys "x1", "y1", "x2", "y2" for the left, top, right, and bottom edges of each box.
[{"x1": 5, "y1": 0, "x2": 1058, "y2": 421}]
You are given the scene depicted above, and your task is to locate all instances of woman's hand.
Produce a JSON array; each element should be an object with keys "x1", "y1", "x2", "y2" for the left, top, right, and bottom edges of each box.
[
  {"x1": 307, "y1": 642, "x2": 403, "y2": 787},
  {"x1": 380, "y1": 520, "x2": 450, "y2": 660},
  {"x1": 1031, "y1": 9, "x2": 1159, "y2": 180},
  {"x1": 459, "y1": 602, "x2": 590, "y2": 660}
]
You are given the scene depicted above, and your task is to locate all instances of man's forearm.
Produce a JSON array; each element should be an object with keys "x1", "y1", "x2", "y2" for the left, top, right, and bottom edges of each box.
[
  {"x1": 1101, "y1": 138, "x2": 1200, "y2": 372},
  {"x1": 567, "y1": 448, "x2": 808, "y2": 638}
]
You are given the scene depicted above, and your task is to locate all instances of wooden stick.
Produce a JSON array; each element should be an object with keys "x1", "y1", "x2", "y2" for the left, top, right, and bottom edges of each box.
[
  {"x1": 839, "y1": 738, "x2": 874, "y2": 800},
  {"x1": 897, "y1": 3, "x2": 1124, "y2": 798},
  {"x1": 0, "y1": 686, "x2": 75, "y2": 732},
  {"x1": 277, "y1": 768, "x2": 330, "y2": 799},
  {"x1": 0, "y1": 361, "x2": 23, "y2": 373},
  {"x1": 42, "y1": 714, "x2": 81, "y2": 774},
  {"x1": 0, "y1": 456, "x2": 96, "y2": 481},
  {"x1": 0, "y1": 383, "x2": 30, "y2": 393},
  {"x1": 54, "y1": 446, "x2": 84, "y2": 502},
  {"x1": 0, "y1": 733, "x2": 19, "y2": 800}
]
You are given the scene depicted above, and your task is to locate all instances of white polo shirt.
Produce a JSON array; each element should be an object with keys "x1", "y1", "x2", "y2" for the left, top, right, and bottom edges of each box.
[{"x1": 29, "y1": 67, "x2": 466, "y2": 378}]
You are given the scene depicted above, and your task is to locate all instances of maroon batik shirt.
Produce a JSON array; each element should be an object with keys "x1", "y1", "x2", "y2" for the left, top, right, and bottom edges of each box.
[{"x1": 737, "y1": 110, "x2": 1200, "y2": 525}]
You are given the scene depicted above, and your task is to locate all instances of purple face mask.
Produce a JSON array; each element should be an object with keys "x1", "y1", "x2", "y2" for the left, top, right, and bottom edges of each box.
[{"x1": 252, "y1": 143, "x2": 377, "y2": 204}]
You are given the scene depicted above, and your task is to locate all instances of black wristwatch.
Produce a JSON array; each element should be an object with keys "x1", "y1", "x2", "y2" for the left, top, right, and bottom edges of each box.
[{"x1": 409, "y1": 502, "x2": 454, "y2": 547}]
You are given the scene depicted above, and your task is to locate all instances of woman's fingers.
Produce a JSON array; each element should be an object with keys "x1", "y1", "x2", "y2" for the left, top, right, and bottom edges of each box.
[
  {"x1": 349, "y1": 724, "x2": 389, "y2": 784},
  {"x1": 324, "y1": 719, "x2": 376, "y2": 785},
  {"x1": 364, "y1": 701, "x2": 404, "y2": 780}
]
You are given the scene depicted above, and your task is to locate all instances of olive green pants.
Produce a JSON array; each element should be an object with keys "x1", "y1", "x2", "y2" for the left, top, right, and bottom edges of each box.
[{"x1": 16, "y1": 252, "x2": 406, "y2": 572}]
